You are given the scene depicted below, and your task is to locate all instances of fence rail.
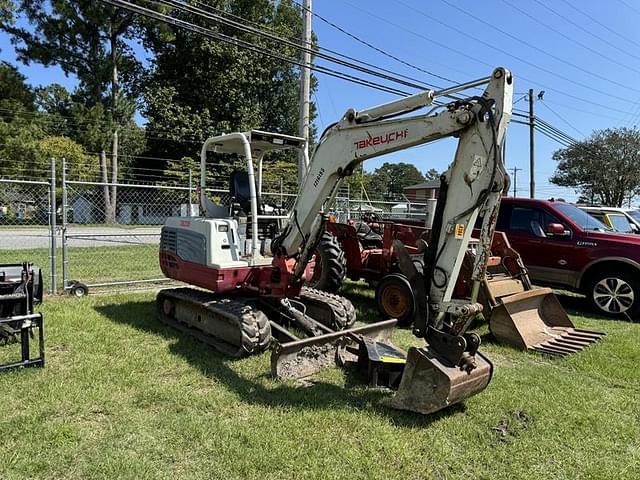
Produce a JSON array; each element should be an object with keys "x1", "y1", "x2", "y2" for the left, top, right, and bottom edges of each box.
[{"x1": 1, "y1": 157, "x2": 429, "y2": 295}]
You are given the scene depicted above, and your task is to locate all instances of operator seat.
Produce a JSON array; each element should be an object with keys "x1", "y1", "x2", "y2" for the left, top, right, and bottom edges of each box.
[
  {"x1": 229, "y1": 170, "x2": 254, "y2": 214},
  {"x1": 354, "y1": 220, "x2": 383, "y2": 249}
]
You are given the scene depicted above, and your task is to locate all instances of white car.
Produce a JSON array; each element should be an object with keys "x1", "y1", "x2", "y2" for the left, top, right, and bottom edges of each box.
[{"x1": 580, "y1": 206, "x2": 640, "y2": 234}]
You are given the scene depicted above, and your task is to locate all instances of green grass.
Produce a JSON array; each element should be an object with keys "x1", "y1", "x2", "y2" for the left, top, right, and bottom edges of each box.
[
  {"x1": 0, "y1": 281, "x2": 638, "y2": 479},
  {"x1": 0, "y1": 245, "x2": 162, "y2": 289}
]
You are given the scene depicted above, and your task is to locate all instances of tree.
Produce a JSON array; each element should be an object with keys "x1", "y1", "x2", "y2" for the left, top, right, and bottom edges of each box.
[
  {"x1": 550, "y1": 128, "x2": 640, "y2": 207},
  {"x1": 425, "y1": 168, "x2": 440, "y2": 181},
  {"x1": 0, "y1": 61, "x2": 34, "y2": 111},
  {"x1": 369, "y1": 162, "x2": 426, "y2": 200},
  {"x1": 341, "y1": 166, "x2": 374, "y2": 200},
  {"x1": 3, "y1": 1, "x2": 150, "y2": 221},
  {"x1": 142, "y1": 0, "x2": 315, "y2": 178}
]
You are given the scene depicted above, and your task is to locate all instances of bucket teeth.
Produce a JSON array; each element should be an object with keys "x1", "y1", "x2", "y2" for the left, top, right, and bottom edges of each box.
[
  {"x1": 530, "y1": 328, "x2": 605, "y2": 357},
  {"x1": 489, "y1": 288, "x2": 606, "y2": 357}
]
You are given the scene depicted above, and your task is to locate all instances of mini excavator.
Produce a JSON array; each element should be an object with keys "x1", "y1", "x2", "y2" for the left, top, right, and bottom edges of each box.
[{"x1": 158, "y1": 68, "x2": 513, "y2": 415}]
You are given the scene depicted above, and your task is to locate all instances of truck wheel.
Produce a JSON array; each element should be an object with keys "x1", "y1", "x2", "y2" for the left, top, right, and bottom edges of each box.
[
  {"x1": 376, "y1": 273, "x2": 415, "y2": 326},
  {"x1": 306, "y1": 232, "x2": 346, "y2": 293},
  {"x1": 586, "y1": 270, "x2": 640, "y2": 318}
]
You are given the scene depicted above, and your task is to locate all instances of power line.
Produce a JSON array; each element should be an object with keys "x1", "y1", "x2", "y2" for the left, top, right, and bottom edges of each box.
[
  {"x1": 171, "y1": 0, "x2": 441, "y2": 92},
  {"x1": 615, "y1": 0, "x2": 640, "y2": 17},
  {"x1": 435, "y1": 0, "x2": 640, "y2": 93},
  {"x1": 290, "y1": 0, "x2": 458, "y2": 85},
  {"x1": 536, "y1": 117, "x2": 577, "y2": 144},
  {"x1": 499, "y1": 0, "x2": 640, "y2": 75},
  {"x1": 529, "y1": 0, "x2": 640, "y2": 63},
  {"x1": 536, "y1": 125, "x2": 572, "y2": 147},
  {"x1": 102, "y1": 0, "x2": 413, "y2": 96},
  {"x1": 557, "y1": 0, "x2": 640, "y2": 50},
  {"x1": 536, "y1": 116, "x2": 577, "y2": 143},
  {"x1": 538, "y1": 101, "x2": 585, "y2": 137},
  {"x1": 189, "y1": 0, "x2": 457, "y2": 93},
  {"x1": 535, "y1": 122, "x2": 575, "y2": 147},
  {"x1": 392, "y1": 0, "x2": 640, "y2": 102},
  {"x1": 339, "y1": 0, "x2": 640, "y2": 116}
]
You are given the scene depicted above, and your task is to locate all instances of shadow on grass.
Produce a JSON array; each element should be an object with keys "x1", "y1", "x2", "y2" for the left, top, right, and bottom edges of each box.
[
  {"x1": 95, "y1": 299, "x2": 462, "y2": 427},
  {"x1": 553, "y1": 292, "x2": 607, "y2": 320}
]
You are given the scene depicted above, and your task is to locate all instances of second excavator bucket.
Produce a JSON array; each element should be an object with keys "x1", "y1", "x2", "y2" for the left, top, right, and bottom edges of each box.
[
  {"x1": 384, "y1": 347, "x2": 493, "y2": 415},
  {"x1": 489, "y1": 288, "x2": 605, "y2": 356}
]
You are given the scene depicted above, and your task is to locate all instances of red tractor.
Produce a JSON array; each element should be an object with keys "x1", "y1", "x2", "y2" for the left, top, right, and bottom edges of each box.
[{"x1": 320, "y1": 218, "x2": 603, "y2": 356}]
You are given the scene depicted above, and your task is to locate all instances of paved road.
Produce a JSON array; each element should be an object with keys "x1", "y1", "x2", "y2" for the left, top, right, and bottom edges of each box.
[{"x1": 0, "y1": 226, "x2": 161, "y2": 250}]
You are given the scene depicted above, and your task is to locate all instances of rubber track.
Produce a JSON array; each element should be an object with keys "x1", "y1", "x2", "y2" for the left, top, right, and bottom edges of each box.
[
  {"x1": 299, "y1": 286, "x2": 356, "y2": 330},
  {"x1": 157, "y1": 287, "x2": 271, "y2": 358}
]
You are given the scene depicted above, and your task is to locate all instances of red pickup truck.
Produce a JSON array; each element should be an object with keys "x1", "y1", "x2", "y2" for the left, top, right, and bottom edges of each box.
[{"x1": 496, "y1": 197, "x2": 640, "y2": 317}]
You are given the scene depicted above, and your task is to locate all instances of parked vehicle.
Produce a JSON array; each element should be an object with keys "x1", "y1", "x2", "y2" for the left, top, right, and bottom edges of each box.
[
  {"x1": 497, "y1": 198, "x2": 640, "y2": 317},
  {"x1": 580, "y1": 206, "x2": 640, "y2": 234}
]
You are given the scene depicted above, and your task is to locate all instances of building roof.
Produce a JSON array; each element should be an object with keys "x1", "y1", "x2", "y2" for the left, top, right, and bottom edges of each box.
[{"x1": 404, "y1": 179, "x2": 440, "y2": 190}]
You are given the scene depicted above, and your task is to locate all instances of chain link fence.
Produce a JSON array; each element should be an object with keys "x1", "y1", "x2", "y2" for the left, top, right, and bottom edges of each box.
[
  {"x1": 61, "y1": 180, "x2": 194, "y2": 294},
  {"x1": 2, "y1": 158, "x2": 430, "y2": 295},
  {"x1": 0, "y1": 177, "x2": 57, "y2": 293}
]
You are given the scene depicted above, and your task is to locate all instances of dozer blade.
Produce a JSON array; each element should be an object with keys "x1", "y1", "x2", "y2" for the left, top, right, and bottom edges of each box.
[
  {"x1": 489, "y1": 288, "x2": 605, "y2": 356},
  {"x1": 384, "y1": 347, "x2": 493, "y2": 415},
  {"x1": 271, "y1": 319, "x2": 397, "y2": 380}
]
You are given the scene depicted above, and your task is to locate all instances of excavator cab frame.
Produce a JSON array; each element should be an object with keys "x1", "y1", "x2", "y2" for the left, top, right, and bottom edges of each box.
[{"x1": 198, "y1": 130, "x2": 308, "y2": 267}]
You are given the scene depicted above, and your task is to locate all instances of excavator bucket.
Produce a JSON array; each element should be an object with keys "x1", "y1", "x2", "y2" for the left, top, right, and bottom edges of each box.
[
  {"x1": 489, "y1": 288, "x2": 605, "y2": 356},
  {"x1": 385, "y1": 347, "x2": 493, "y2": 415}
]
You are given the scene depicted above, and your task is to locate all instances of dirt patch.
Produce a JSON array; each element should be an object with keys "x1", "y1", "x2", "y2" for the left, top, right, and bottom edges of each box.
[
  {"x1": 274, "y1": 343, "x2": 337, "y2": 380},
  {"x1": 491, "y1": 410, "x2": 532, "y2": 443}
]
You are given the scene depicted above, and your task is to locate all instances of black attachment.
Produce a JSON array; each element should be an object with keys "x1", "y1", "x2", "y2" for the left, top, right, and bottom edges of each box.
[
  {"x1": 346, "y1": 336, "x2": 406, "y2": 389},
  {"x1": 0, "y1": 263, "x2": 45, "y2": 372}
]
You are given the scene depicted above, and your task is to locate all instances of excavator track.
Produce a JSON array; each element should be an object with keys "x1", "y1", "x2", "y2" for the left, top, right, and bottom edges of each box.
[
  {"x1": 157, "y1": 287, "x2": 271, "y2": 358},
  {"x1": 298, "y1": 287, "x2": 356, "y2": 330}
]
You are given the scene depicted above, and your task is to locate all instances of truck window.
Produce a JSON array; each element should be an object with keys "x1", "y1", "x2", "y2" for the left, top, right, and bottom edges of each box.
[
  {"x1": 609, "y1": 213, "x2": 634, "y2": 233},
  {"x1": 509, "y1": 206, "x2": 547, "y2": 237},
  {"x1": 554, "y1": 203, "x2": 610, "y2": 231}
]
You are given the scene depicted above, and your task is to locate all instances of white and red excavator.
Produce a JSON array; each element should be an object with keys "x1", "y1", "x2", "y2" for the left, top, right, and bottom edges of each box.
[{"x1": 158, "y1": 68, "x2": 513, "y2": 415}]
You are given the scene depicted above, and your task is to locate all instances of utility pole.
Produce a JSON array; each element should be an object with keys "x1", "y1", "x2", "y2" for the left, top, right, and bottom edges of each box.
[
  {"x1": 510, "y1": 167, "x2": 522, "y2": 197},
  {"x1": 528, "y1": 88, "x2": 535, "y2": 199},
  {"x1": 298, "y1": 0, "x2": 312, "y2": 188}
]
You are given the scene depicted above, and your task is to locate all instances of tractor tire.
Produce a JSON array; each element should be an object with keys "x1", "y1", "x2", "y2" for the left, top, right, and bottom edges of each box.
[
  {"x1": 306, "y1": 231, "x2": 347, "y2": 293},
  {"x1": 375, "y1": 273, "x2": 415, "y2": 327}
]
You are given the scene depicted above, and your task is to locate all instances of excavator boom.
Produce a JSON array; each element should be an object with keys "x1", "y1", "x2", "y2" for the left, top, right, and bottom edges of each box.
[{"x1": 271, "y1": 68, "x2": 513, "y2": 414}]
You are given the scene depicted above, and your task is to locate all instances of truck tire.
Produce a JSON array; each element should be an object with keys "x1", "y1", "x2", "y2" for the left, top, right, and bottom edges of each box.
[
  {"x1": 586, "y1": 269, "x2": 640, "y2": 318},
  {"x1": 375, "y1": 273, "x2": 415, "y2": 327},
  {"x1": 306, "y1": 232, "x2": 346, "y2": 293}
]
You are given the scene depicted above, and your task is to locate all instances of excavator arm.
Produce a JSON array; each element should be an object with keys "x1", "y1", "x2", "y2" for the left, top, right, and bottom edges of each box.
[{"x1": 275, "y1": 68, "x2": 513, "y2": 340}]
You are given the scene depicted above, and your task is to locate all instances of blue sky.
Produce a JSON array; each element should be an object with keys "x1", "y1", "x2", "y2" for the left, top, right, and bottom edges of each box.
[{"x1": 2, "y1": 0, "x2": 640, "y2": 201}]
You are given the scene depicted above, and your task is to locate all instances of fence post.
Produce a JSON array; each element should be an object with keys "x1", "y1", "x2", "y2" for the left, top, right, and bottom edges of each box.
[
  {"x1": 61, "y1": 157, "x2": 68, "y2": 292},
  {"x1": 49, "y1": 157, "x2": 57, "y2": 294},
  {"x1": 188, "y1": 168, "x2": 193, "y2": 215},
  {"x1": 346, "y1": 183, "x2": 351, "y2": 220}
]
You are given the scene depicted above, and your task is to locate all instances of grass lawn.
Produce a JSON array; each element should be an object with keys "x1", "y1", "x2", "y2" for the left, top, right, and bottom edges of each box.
[
  {"x1": 0, "y1": 245, "x2": 163, "y2": 290},
  {"x1": 0, "y1": 282, "x2": 638, "y2": 479}
]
